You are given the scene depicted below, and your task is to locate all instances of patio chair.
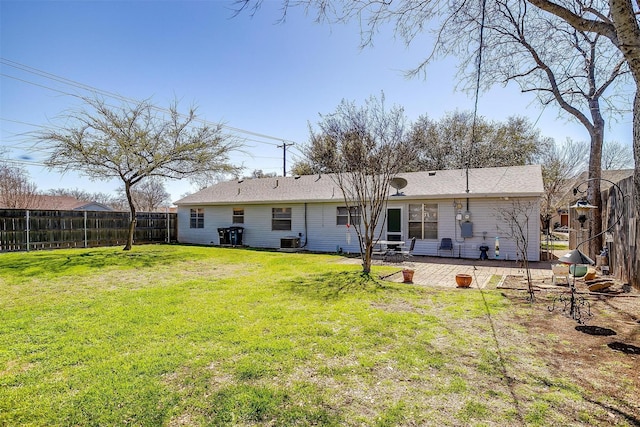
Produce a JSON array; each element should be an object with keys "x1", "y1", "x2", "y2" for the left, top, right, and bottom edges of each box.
[
  {"x1": 438, "y1": 238, "x2": 453, "y2": 257},
  {"x1": 551, "y1": 263, "x2": 570, "y2": 286},
  {"x1": 400, "y1": 237, "x2": 416, "y2": 260}
]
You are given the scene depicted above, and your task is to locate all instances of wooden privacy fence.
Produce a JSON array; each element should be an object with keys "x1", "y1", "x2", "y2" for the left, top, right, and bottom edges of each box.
[
  {"x1": 0, "y1": 209, "x2": 177, "y2": 252},
  {"x1": 569, "y1": 175, "x2": 638, "y2": 288},
  {"x1": 601, "y1": 176, "x2": 638, "y2": 288}
]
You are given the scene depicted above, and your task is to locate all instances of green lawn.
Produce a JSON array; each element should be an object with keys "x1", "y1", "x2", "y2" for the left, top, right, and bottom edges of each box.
[
  {"x1": 0, "y1": 245, "x2": 635, "y2": 426},
  {"x1": 541, "y1": 242, "x2": 570, "y2": 251}
]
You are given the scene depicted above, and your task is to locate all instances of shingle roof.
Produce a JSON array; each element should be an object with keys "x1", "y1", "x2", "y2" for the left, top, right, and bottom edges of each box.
[
  {"x1": 31, "y1": 196, "x2": 90, "y2": 210},
  {"x1": 27, "y1": 196, "x2": 112, "y2": 211},
  {"x1": 557, "y1": 169, "x2": 634, "y2": 206},
  {"x1": 175, "y1": 165, "x2": 544, "y2": 206}
]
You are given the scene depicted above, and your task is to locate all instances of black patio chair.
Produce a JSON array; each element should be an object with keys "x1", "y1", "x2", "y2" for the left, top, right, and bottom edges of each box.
[{"x1": 438, "y1": 238, "x2": 454, "y2": 257}]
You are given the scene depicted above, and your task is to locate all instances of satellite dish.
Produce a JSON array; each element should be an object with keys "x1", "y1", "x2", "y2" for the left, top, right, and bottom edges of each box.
[{"x1": 390, "y1": 177, "x2": 408, "y2": 196}]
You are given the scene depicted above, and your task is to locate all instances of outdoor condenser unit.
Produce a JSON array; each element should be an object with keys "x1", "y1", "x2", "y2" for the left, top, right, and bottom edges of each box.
[{"x1": 280, "y1": 237, "x2": 300, "y2": 249}]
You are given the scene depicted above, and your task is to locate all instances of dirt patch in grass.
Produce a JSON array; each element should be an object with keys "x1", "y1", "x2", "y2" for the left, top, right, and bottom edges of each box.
[{"x1": 497, "y1": 276, "x2": 640, "y2": 425}]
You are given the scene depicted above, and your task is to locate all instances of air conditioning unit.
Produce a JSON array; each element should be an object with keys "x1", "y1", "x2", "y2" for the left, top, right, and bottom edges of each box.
[{"x1": 280, "y1": 237, "x2": 300, "y2": 249}]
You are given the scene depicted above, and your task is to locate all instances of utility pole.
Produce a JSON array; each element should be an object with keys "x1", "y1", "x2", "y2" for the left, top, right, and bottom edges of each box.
[{"x1": 277, "y1": 141, "x2": 294, "y2": 176}]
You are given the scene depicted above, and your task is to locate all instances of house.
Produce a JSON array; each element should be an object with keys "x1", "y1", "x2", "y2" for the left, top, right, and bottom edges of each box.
[
  {"x1": 30, "y1": 195, "x2": 114, "y2": 211},
  {"x1": 174, "y1": 165, "x2": 544, "y2": 261},
  {"x1": 552, "y1": 169, "x2": 634, "y2": 231},
  {"x1": 0, "y1": 195, "x2": 114, "y2": 211}
]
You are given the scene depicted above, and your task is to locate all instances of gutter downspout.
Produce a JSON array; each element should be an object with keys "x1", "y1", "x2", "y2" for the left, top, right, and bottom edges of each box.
[{"x1": 301, "y1": 202, "x2": 308, "y2": 248}]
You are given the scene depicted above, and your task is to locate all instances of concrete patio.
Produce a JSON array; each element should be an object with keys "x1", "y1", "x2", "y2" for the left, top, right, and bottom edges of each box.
[{"x1": 358, "y1": 255, "x2": 557, "y2": 289}]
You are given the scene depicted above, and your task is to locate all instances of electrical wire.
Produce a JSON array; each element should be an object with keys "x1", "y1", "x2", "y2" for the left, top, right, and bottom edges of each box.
[
  {"x1": 1, "y1": 59, "x2": 303, "y2": 174},
  {"x1": 1, "y1": 58, "x2": 297, "y2": 146},
  {"x1": 470, "y1": 0, "x2": 488, "y2": 163}
]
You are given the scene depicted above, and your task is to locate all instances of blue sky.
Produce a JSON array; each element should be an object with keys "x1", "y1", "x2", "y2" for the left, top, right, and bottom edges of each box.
[{"x1": 0, "y1": 0, "x2": 633, "y2": 204}]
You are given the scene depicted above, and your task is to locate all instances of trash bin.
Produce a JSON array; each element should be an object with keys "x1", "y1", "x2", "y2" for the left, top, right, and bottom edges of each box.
[
  {"x1": 218, "y1": 227, "x2": 230, "y2": 245},
  {"x1": 229, "y1": 226, "x2": 244, "y2": 246}
]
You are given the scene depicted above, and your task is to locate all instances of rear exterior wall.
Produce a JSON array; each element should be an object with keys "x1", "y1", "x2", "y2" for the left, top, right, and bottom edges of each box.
[{"x1": 176, "y1": 196, "x2": 541, "y2": 261}]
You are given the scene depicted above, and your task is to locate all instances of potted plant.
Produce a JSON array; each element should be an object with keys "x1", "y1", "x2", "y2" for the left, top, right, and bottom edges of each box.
[
  {"x1": 455, "y1": 273, "x2": 472, "y2": 288},
  {"x1": 402, "y1": 268, "x2": 415, "y2": 283}
]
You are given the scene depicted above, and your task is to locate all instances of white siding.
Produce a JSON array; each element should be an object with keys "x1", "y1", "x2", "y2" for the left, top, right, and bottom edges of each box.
[
  {"x1": 406, "y1": 197, "x2": 541, "y2": 261},
  {"x1": 384, "y1": 198, "x2": 540, "y2": 261},
  {"x1": 177, "y1": 196, "x2": 541, "y2": 261},
  {"x1": 177, "y1": 203, "x2": 360, "y2": 251},
  {"x1": 177, "y1": 205, "x2": 228, "y2": 245},
  {"x1": 305, "y1": 203, "x2": 362, "y2": 253},
  {"x1": 244, "y1": 203, "x2": 304, "y2": 248}
]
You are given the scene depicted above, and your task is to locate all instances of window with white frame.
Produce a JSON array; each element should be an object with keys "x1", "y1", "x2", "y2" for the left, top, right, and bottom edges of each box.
[
  {"x1": 272, "y1": 207, "x2": 292, "y2": 231},
  {"x1": 408, "y1": 204, "x2": 438, "y2": 239},
  {"x1": 190, "y1": 208, "x2": 204, "y2": 229},
  {"x1": 232, "y1": 208, "x2": 244, "y2": 224},
  {"x1": 336, "y1": 206, "x2": 361, "y2": 226}
]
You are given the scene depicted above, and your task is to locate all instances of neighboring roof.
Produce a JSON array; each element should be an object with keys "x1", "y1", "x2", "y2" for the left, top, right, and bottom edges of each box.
[
  {"x1": 29, "y1": 195, "x2": 113, "y2": 211},
  {"x1": 557, "y1": 169, "x2": 634, "y2": 205},
  {"x1": 175, "y1": 165, "x2": 544, "y2": 206},
  {"x1": 574, "y1": 169, "x2": 634, "y2": 192}
]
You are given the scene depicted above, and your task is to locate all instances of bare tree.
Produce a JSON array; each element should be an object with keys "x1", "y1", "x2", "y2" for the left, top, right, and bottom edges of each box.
[
  {"x1": 311, "y1": 94, "x2": 415, "y2": 274},
  {"x1": 236, "y1": 0, "x2": 636, "y2": 259},
  {"x1": 602, "y1": 140, "x2": 635, "y2": 169},
  {"x1": 540, "y1": 138, "x2": 588, "y2": 229},
  {"x1": 496, "y1": 200, "x2": 537, "y2": 302},
  {"x1": 40, "y1": 97, "x2": 240, "y2": 250},
  {"x1": 116, "y1": 177, "x2": 171, "y2": 212},
  {"x1": 247, "y1": 169, "x2": 278, "y2": 179},
  {"x1": 0, "y1": 162, "x2": 39, "y2": 208},
  {"x1": 525, "y1": 0, "x2": 640, "y2": 224},
  {"x1": 458, "y1": 0, "x2": 629, "y2": 256},
  {"x1": 47, "y1": 188, "x2": 119, "y2": 208}
]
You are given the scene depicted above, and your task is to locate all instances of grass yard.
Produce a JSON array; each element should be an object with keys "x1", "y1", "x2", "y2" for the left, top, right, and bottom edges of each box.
[
  {"x1": 540, "y1": 242, "x2": 570, "y2": 251},
  {"x1": 0, "y1": 245, "x2": 638, "y2": 426}
]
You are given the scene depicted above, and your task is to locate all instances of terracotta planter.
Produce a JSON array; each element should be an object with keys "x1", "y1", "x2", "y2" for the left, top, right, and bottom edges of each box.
[
  {"x1": 402, "y1": 269, "x2": 415, "y2": 283},
  {"x1": 455, "y1": 273, "x2": 472, "y2": 288}
]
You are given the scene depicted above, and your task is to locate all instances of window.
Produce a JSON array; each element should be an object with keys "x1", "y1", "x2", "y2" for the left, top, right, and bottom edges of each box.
[
  {"x1": 408, "y1": 204, "x2": 438, "y2": 239},
  {"x1": 190, "y1": 208, "x2": 204, "y2": 229},
  {"x1": 336, "y1": 206, "x2": 361, "y2": 226},
  {"x1": 232, "y1": 208, "x2": 244, "y2": 224},
  {"x1": 272, "y1": 207, "x2": 291, "y2": 231}
]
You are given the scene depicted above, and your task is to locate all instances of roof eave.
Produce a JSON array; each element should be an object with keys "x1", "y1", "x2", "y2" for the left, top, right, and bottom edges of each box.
[{"x1": 175, "y1": 192, "x2": 543, "y2": 206}]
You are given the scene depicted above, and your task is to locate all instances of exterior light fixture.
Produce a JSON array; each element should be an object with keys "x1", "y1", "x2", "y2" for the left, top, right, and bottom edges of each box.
[{"x1": 570, "y1": 199, "x2": 597, "y2": 227}]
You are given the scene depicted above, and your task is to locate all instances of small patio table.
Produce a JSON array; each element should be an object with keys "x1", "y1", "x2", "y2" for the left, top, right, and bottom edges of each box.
[{"x1": 374, "y1": 240, "x2": 406, "y2": 262}]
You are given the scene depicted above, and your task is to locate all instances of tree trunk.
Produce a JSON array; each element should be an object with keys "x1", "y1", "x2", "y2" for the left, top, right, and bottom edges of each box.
[
  {"x1": 587, "y1": 100, "x2": 604, "y2": 258},
  {"x1": 362, "y1": 241, "x2": 372, "y2": 275},
  {"x1": 123, "y1": 181, "x2": 136, "y2": 251},
  {"x1": 609, "y1": 0, "x2": 640, "y2": 231}
]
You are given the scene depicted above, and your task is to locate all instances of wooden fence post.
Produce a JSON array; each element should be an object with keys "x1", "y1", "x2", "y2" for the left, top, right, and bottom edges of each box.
[{"x1": 26, "y1": 210, "x2": 30, "y2": 252}]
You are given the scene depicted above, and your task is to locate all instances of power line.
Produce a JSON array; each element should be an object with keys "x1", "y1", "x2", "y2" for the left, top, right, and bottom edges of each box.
[
  {"x1": 0, "y1": 157, "x2": 47, "y2": 168},
  {"x1": 1, "y1": 58, "x2": 308, "y2": 180},
  {"x1": 0, "y1": 117, "x2": 41, "y2": 128},
  {"x1": 1, "y1": 57, "x2": 298, "y2": 146}
]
